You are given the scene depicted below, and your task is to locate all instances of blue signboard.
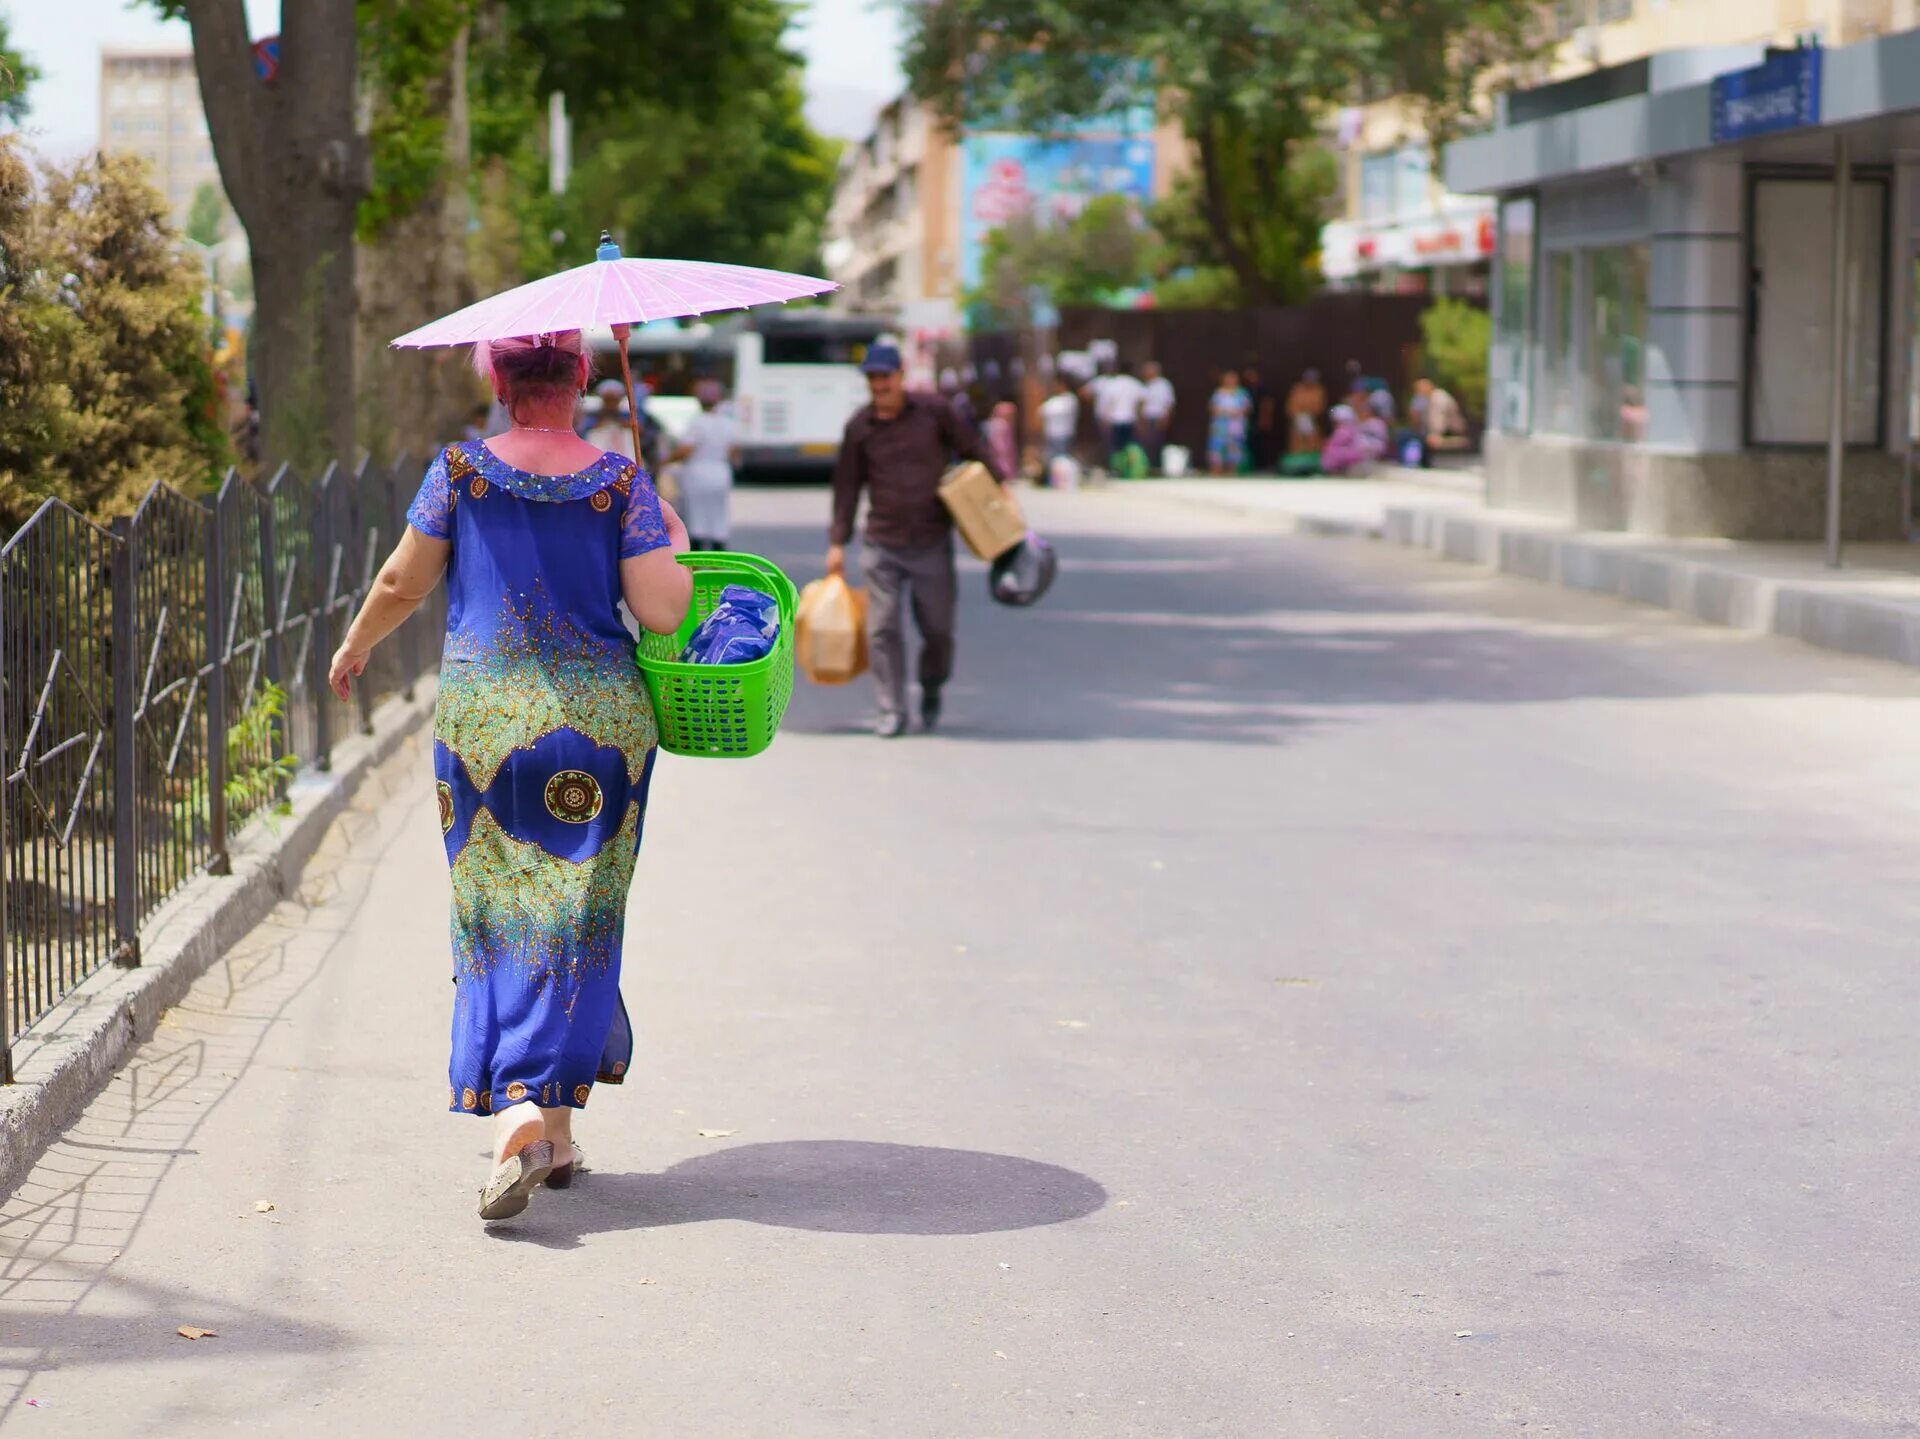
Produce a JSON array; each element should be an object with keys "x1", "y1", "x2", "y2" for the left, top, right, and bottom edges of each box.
[
  {"x1": 959, "y1": 134, "x2": 1157, "y2": 289},
  {"x1": 1711, "y1": 47, "x2": 1821, "y2": 144}
]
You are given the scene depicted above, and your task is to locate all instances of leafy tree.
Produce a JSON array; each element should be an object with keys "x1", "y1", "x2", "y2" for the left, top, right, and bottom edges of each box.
[
  {"x1": 1418, "y1": 296, "x2": 1491, "y2": 421},
  {"x1": 971, "y1": 193, "x2": 1153, "y2": 324},
  {"x1": 0, "y1": 15, "x2": 38, "y2": 125},
  {"x1": 902, "y1": 0, "x2": 1551, "y2": 305},
  {"x1": 186, "y1": 180, "x2": 227, "y2": 247},
  {"x1": 559, "y1": 66, "x2": 838, "y2": 275},
  {"x1": 0, "y1": 140, "x2": 230, "y2": 527},
  {"x1": 474, "y1": 0, "x2": 836, "y2": 276},
  {"x1": 1149, "y1": 145, "x2": 1336, "y2": 307},
  {"x1": 350, "y1": 0, "x2": 837, "y2": 460},
  {"x1": 152, "y1": 0, "x2": 834, "y2": 467}
]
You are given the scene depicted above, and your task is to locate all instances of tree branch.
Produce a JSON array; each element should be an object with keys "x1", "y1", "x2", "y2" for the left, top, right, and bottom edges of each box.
[{"x1": 179, "y1": 0, "x2": 267, "y2": 227}]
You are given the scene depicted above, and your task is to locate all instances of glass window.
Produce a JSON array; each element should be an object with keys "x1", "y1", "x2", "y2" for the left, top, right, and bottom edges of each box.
[
  {"x1": 1360, "y1": 152, "x2": 1395, "y2": 223},
  {"x1": 1587, "y1": 244, "x2": 1649, "y2": 441},
  {"x1": 1540, "y1": 250, "x2": 1578, "y2": 436},
  {"x1": 1534, "y1": 242, "x2": 1649, "y2": 442},
  {"x1": 1394, "y1": 145, "x2": 1431, "y2": 218},
  {"x1": 1494, "y1": 197, "x2": 1535, "y2": 434}
]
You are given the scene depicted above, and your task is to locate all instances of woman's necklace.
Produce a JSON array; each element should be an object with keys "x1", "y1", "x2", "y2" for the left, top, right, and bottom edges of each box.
[{"x1": 508, "y1": 424, "x2": 575, "y2": 434}]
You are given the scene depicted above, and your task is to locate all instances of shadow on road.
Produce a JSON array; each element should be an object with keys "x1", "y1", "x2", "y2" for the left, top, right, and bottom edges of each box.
[{"x1": 486, "y1": 1140, "x2": 1107, "y2": 1250}]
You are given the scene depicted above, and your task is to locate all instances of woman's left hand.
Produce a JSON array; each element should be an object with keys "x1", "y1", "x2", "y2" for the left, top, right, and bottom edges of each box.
[{"x1": 328, "y1": 641, "x2": 370, "y2": 700}]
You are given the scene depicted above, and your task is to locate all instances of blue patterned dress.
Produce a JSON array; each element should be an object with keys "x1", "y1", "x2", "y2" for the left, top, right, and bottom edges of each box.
[{"x1": 407, "y1": 439, "x2": 671, "y2": 1116}]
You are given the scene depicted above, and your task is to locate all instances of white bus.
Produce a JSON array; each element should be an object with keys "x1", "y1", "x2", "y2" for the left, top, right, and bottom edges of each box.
[
  {"x1": 731, "y1": 312, "x2": 892, "y2": 476},
  {"x1": 593, "y1": 312, "x2": 893, "y2": 477}
]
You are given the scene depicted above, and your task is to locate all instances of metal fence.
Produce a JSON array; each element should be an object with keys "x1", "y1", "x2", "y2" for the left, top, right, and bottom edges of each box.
[{"x1": 0, "y1": 454, "x2": 444, "y2": 1081}]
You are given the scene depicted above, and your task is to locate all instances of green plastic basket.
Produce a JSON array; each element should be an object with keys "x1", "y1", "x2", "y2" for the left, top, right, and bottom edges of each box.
[{"x1": 634, "y1": 551, "x2": 797, "y2": 758}]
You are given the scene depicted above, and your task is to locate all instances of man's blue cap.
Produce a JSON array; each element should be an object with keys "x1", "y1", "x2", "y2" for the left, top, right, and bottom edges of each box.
[{"x1": 861, "y1": 342, "x2": 903, "y2": 375}]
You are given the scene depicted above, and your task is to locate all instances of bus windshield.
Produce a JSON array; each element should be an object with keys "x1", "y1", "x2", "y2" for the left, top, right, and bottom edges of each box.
[{"x1": 761, "y1": 333, "x2": 880, "y2": 366}]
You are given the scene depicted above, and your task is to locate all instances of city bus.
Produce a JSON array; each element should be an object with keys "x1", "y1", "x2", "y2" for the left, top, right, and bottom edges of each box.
[
  {"x1": 592, "y1": 311, "x2": 893, "y2": 477},
  {"x1": 731, "y1": 311, "x2": 891, "y2": 476}
]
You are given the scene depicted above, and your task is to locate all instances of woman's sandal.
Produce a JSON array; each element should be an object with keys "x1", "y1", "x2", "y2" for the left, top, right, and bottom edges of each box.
[
  {"x1": 478, "y1": 1139, "x2": 555, "y2": 1221},
  {"x1": 545, "y1": 1143, "x2": 586, "y2": 1190}
]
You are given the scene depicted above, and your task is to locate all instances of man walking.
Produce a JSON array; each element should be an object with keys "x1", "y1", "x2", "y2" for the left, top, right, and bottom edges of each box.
[
  {"x1": 1139, "y1": 360, "x2": 1175, "y2": 469},
  {"x1": 829, "y1": 343, "x2": 1007, "y2": 737}
]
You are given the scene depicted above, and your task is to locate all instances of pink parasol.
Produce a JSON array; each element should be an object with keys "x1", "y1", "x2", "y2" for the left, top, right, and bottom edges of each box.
[{"x1": 391, "y1": 233, "x2": 838, "y2": 459}]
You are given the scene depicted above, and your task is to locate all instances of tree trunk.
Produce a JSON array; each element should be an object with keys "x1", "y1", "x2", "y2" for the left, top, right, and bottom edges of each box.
[
  {"x1": 357, "y1": 24, "x2": 478, "y2": 464},
  {"x1": 1194, "y1": 110, "x2": 1273, "y2": 308},
  {"x1": 183, "y1": 0, "x2": 363, "y2": 470}
]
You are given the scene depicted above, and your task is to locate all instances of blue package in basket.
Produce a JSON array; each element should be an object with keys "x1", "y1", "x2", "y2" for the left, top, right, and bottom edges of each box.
[{"x1": 678, "y1": 585, "x2": 780, "y2": 664}]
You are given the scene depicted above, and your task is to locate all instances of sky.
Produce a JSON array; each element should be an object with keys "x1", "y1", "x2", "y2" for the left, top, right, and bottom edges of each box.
[{"x1": 3, "y1": 0, "x2": 903, "y2": 158}]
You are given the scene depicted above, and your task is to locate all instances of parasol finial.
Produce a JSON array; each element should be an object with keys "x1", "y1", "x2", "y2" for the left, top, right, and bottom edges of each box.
[{"x1": 596, "y1": 231, "x2": 621, "y2": 262}]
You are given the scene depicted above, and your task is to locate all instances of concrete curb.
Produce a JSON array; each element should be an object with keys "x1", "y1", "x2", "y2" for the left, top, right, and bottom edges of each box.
[
  {"x1": 0, "y1": 678, "x2": 438, "y2": 1200},
  {"x1": 1382, "y1": 506, "x2": 1920, "y2": 668}
]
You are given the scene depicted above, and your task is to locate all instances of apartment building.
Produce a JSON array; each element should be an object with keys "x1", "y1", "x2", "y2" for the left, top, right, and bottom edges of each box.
[
  {"x1": 98, "y1": 48, "x2": 223, "y2": 230},
  {"x1": 1322, "y1": 0, "x2": 1920, "y2": 295},
  {"x1": 825, "y1": 90, "x2": 1185, "y2": 373},
  {"x1": 824, "y1": 97, "x2": 964, "y2": 335}
]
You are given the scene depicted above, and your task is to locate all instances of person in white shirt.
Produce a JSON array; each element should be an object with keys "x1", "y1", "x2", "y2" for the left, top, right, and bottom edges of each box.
[
  {"x1": 667, "y1": 379, "x2": 741, "y2": 550},
  {"x1": 583, "y1": 379, "x2": 636, "y2": 459},
  {"x1": 1139, "y1": 360, "x2": 1175, "y2": 468},
  {"x1": 1084, "y1": 362, "x2": 1145, "y2": 468},
  {"x1": 1039, "y1": 376, "x2": 1080, "y2": 465}
]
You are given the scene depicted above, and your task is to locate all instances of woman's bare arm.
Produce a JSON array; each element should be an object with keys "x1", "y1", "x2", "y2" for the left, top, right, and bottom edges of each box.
[
  {"x1": 328, "y1": 528, "x2": 450, "y2": 698},
  {"x1": 621, "y1": 496, "x2": 693, "y2": 636}
]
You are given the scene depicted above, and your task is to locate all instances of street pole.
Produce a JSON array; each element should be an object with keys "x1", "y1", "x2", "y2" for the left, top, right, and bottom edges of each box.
[
  {"x1": 548, "y1": 91, "x2": 570, "y2": 195},
  {"x1": 1827, "y1": 132, "x2": 1853, "y2": 569}
]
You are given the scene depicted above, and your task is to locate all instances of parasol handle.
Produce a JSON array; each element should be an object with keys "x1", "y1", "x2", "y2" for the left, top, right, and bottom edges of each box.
[{"x1": 610, "y1": 322, "x2": 644, "y2": 468}]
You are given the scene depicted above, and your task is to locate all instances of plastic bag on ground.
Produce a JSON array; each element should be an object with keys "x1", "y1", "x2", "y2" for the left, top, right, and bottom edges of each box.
[
  {"x1": 678, "y1": 585, "x2": 780, "y2": 664},
  {"x1": 795, "y1": 574, "x2": 869, "y2": 684}
]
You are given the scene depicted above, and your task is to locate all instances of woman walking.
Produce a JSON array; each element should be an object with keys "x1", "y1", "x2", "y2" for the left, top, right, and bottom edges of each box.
[
  {"x1": 667, "y1": 378, "x2": 740, "y2": 550},
  {"x1": 329, "y1": 329, "x2": 692, "y2": 1220},
  {"x1": 1207, "y1": 369, "x2": 1253, "y2": 475}
]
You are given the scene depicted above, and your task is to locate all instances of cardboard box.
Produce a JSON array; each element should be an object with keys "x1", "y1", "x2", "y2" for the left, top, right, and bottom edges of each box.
[{"x1": 939, "y1": 462, "x2": 1025, "y2": 561}]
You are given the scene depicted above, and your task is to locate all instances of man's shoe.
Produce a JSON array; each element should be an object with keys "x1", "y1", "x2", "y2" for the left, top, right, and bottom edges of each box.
[
  {"x1": 874, "y1": 713, "x2": 908, "y2": 738},
  {"x1": 920, "y1": 692, "x2": 942, "y2": 732}
]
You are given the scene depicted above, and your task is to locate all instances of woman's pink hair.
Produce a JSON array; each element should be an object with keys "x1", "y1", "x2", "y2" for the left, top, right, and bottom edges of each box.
[{"x1": 471, "y1": 330, "x2": 592, "y2": 422}]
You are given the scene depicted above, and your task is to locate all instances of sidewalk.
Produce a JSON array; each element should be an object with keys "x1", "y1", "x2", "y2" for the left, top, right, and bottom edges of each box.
[{"x1": 1131, "y1": 470, "x2": 1920, "y2": 672}]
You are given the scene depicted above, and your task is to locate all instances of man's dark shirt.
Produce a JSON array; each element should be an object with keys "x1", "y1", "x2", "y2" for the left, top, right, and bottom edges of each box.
[{"x1": 832, "y1": 392, "x2": 1004, "y2": 550}]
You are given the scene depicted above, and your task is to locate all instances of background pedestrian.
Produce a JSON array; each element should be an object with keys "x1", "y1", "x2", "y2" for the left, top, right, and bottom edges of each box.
[
  {"x1": 667, "y1": 377, "x2": 741, "y2": 549},
  {"x1": 1093, "y1": 359, "x2": 1145, "y2": 470},
  {"x1": 1207, "y1": 368, "x2": 1253, "y2": 476},
  {"x1": 1285, "y1": 368, "x2": 1327, "y2": 457},
  {"x1": 1139, "y1": 360, "x2": 1175, "y2": 469},
  {"x1": 1039, "y1": 374, "x2": 1080, "y2": 474},
  {"x1": 829, "y1": 342, "x2": 1006, "y2": 737},
  {"x1": 985, "y1": 399, "x2": 1020, "y2": 481},
  {"x1": 584, "y1": 378, "x2": 635, "y2": 458},
  {"x1": 1243, "y1": 364, "x2": 1277, "y2": 473}
]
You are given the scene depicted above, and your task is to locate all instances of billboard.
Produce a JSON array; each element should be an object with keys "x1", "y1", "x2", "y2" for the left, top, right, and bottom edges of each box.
[{"x1": 960, "y1": 134, "x2": 1157, "y2": 290}]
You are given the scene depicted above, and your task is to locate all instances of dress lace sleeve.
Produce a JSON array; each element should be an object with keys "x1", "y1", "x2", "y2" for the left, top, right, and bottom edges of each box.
[
  {"x1": 406, "y1": 448, "x2": 455, "y2": 540},
  {"x1": 619, "y1": 466, "x2": 671, "y2": 559}
]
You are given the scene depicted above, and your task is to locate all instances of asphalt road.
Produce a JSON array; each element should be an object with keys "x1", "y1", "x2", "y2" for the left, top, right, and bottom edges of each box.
[{"x1": 5, "y1": 483, "x2": 1920, "y2": 1437}]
